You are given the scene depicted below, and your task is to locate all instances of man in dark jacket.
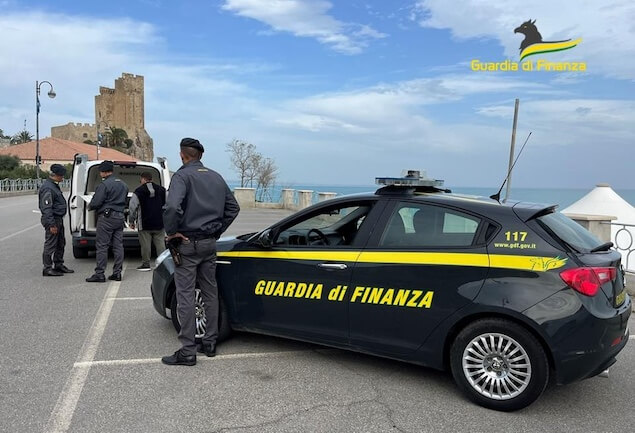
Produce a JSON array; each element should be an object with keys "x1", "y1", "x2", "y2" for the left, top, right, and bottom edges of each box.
[
  {"x1": 128, "y1": 172, "x2": 166, "y2": 271},
  {"x1": 39, "y1": 164, "x2": 74, "y2": 276},
  {"x1": 86, "y1": 160, "x2": 129, "y2": 283},
  {"x1": 161, "y1": 138, "x2": 240, "y2": 366}
]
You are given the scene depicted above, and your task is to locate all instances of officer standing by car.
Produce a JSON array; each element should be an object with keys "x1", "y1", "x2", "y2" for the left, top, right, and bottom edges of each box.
[
  {"x1": 86, "y1": 160, "x2": 129, "y2": 283},
  {"x1": 39, "y1": 164, "x2": 74, "y2": 276},
  {"x1": 161, "y1": 138, "x2": 240, "y2": 366}
]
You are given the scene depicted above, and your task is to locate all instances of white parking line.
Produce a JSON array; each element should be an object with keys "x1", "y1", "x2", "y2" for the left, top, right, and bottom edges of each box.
[
  {"x1": 630, "y1": 335, "x2": 635, "y2": 340},
  {"x1": 107, "y1": 296, "x2": 152, "y2": 301},
  {"x1": 74, "y1": 349, "x2": 315, "y2": 368},
  {"x1": 0, "y1": 223, "x2": 40, "y2": 242},
  {"x1": 45, "y1": 264, "x2": 127, "y2": 433}
]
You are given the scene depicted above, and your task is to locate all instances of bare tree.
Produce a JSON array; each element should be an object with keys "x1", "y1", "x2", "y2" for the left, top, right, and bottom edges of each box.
[
  {"x1": 226, "y1": 139, "x2": 257, "y2": 187},
  {"x1": 255, "y1": 157, "x2": 278, "y2": 202}
]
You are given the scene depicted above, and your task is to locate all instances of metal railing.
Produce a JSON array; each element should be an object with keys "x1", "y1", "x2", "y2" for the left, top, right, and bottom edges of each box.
[
  {"x1": 0, "y1": 178, "x2": 70, "y2": 193},
  {"x1": 608, "y1": 222, "x2": 635, "y2": 273}
]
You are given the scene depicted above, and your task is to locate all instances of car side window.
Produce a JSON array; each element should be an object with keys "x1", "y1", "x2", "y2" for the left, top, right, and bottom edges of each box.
[
  {"x1": 275, "y1": 203, "x2": 372, "y2": 247},
  {"x1": 380, "y1": 202, "x2": 480, "y2": 247}
]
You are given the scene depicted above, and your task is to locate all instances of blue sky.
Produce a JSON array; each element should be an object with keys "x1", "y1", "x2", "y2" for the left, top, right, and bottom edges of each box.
[{"x1": 0, "y1": 0, "x2": 633, "y2": 188}]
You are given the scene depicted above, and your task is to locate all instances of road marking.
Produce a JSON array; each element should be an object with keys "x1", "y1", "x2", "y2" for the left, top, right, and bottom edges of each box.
[
  {"x1": 0, "y1": 223, "x2": 40, "y2": 242},
  {"x1": 74, "y1": 349, "x2": 319, "y2": 368},
  {"x1": 630, "y1": 335, "x2": 635, "y2": 340},
  {"x1": 107, "y1": 296, "x2": 152, "y2": 301},
  {"x1": 45, "y1": 264, "x2": 127, "y2": 433}
]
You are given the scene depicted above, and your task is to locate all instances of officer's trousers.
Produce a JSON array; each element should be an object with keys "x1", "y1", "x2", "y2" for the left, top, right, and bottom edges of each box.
[
  {"x1": 42, "y1": 216, "x2": 66, "y2": 271},
  {"x1": 138, "y1": 229, "x2": 166, "y2": 264},
  {"x1": 174, "y1": 238, "x2": 219, "y2": 356},
  {"x1": 95, "y1": 213, "x2": 124, "y2": 276}
]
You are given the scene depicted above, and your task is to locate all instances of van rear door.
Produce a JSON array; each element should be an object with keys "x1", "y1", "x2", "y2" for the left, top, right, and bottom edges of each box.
[
  {"x1": 157, "y1": 157, "x2": 171, "y2": 189},
  {"x1": 68, "y1": 154, "x2": 88, "y2": 233}
]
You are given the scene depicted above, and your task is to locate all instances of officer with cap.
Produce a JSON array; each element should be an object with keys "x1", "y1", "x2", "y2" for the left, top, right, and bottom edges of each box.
[
  {"x1": 39, "y1": 164, "x2": 74, "y2": 276},
  {"x1": 161, "y1": 138, "x2": 240, "y2": 366},
  {"x1": 86, "y1": 160, "x2": 129, "y2": 283}
]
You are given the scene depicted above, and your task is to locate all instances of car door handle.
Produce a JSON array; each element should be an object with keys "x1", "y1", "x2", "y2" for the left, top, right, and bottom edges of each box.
[
  {"x1": 217, "y1": 260, "x2": 232, "y2": 265},
  {"x1": 317, "y1": 263, "x2": 348, "y2": 270}
]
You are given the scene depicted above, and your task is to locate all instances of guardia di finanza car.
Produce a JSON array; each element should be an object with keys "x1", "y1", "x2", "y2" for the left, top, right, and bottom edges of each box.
[{"x1": 151, "y1": 174, "x2": 630, "y2": 411}]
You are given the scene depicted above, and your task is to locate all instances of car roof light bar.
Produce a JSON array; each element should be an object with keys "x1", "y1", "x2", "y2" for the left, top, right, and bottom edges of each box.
[{"x1": 375, "y1": 169, "x2": 445, "y2": 188}]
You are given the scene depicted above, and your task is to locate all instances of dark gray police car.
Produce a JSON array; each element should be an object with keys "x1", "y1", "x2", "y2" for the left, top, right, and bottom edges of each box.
[{"x1": 151, "y1": 173, "x2": 630, "y2": 411}]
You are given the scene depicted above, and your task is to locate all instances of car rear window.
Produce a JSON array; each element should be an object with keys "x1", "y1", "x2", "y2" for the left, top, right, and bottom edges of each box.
[{"x1": 537, "y1": 212, "x2": 603, "y2": 251}]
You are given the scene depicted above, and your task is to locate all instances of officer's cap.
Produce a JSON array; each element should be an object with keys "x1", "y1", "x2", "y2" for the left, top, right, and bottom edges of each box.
[
  {"x1": 99, "y1": 160, "x2": 114, "y2": 172},
  {"x1": 50, "y1": 164, "x2": 66, "y2": 176},
  {"x1": 180, "y1": 137, "x2": 204, "y2": 153}
]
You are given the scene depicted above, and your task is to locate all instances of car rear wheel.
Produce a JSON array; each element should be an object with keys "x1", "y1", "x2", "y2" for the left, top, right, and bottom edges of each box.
[
  {"x1": 170, "y1": 288, "x2": 231, "y2": 342},
  {"x1": 450, "y1": 318, "x2": 549, "y2": 411}
]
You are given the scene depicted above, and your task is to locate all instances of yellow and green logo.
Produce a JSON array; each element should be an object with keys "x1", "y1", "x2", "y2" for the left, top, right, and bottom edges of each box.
[
  {"x1": 514, "y1": 19, "x2": 582, "y2": 61},
  {"x1": 470, "y1": 19, "x2": 585, "y2": 72}
]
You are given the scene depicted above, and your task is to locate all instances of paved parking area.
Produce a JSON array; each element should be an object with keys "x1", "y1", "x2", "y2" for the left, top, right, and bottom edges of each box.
[{"x1": 2, "y1": 195, "x2": 635, "y2": 433}]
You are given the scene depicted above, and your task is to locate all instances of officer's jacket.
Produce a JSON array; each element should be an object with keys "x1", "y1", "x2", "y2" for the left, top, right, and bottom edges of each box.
[
  {"x1": 163, "y1": 160, "x2": 240, "y2": 237},
  {"x1": 88, "y1": 174, "x2": 129, "y2": 215},
  {"x1": 39, "y1": 178, "x2": 67, "y2": 226}
]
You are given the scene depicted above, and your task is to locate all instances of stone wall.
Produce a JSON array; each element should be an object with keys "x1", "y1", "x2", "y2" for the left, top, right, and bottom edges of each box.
[{"x1": 51, "y1": 122, "x2": 97, "y2": 143}]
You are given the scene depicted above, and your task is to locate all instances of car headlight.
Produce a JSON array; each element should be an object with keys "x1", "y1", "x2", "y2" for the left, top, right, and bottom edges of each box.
[{"x1": 155, "y1": 249, "x2": 171, "y2": 268}]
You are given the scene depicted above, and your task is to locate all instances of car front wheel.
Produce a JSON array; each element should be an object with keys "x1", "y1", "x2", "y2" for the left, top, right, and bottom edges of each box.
[
  {"x1": 450, "y1": 318, "x2": 549, "y2": 411},
  {"x1": 170, "y1": 288, "x2": 231, "y2": 342}
]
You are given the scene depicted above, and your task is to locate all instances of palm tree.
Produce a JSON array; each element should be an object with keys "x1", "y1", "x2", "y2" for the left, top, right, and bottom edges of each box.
[
  {"x1": 104, "y1": 127, "x2": 128, "y2": 147},
  {"x1": 11, "y1": 130, "x2": 34, "y2": 144}
]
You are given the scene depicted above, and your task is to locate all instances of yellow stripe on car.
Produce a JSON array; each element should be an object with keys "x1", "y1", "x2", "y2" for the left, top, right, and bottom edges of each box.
[{"x1": 218, "y1": 250, "x2": 567, "y2": 272}]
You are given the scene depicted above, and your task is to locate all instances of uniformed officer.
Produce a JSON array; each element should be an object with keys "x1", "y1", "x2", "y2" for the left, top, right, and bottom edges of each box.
[
  {"x1": 161, "y1": 138, "x2": 240, "y2": 366},
  {"x1": 39, "y1": 164, "x2": 74, "y2": 276},
  {"x1": 86, "y1": 160, "x2": 129, "y2": 283}
]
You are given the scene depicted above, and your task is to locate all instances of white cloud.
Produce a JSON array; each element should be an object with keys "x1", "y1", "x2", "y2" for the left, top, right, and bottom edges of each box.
[
  {"x1": 413, "y1": 0, "x2": 635, "y2": 80},
  {"x1": 221, "y1": 0, "x2": 387, "y2": 54}
]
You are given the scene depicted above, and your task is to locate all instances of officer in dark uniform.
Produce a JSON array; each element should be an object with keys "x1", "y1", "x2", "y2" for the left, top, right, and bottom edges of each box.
[
  {"x1": 39, "y1": 164, "x2": 74, "y2": 276},
  {"x1": 161, "y1": 138, "x2": 240, "y2": 366},
  {"x1": 86, "y1": 160, "x2": 129, "y2": 283}
]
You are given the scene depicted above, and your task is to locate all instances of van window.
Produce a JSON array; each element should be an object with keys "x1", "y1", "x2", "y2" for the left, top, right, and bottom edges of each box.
[
  {"x1": 85, "y1": 165, "x2": 162, "y2": 193},
  {"x1": 538, "y1": 212, "x2": 602, "y2": 251}
]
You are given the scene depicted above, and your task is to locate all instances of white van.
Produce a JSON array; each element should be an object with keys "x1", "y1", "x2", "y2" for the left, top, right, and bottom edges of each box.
[{"x1": 68, "y1": 154, "x2": 171, "y2": 258}]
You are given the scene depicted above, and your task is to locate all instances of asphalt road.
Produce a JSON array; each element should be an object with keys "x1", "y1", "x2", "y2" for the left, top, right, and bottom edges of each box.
[{"x1": 1, "y1": 193, "x2": 634, "y2": 433}]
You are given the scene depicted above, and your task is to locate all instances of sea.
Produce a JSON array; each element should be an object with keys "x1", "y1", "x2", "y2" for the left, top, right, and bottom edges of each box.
[{"x1": 227, "y1": 182, "x2": 635, "y2": 210}]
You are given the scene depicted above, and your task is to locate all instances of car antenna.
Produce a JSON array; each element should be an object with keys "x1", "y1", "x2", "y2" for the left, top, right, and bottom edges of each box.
[{"x1": 490, "y1": 131, "x2": 532, "y2": 203}]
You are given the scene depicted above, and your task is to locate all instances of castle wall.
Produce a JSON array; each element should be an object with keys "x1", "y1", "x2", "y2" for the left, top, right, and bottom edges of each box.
[
  {"x1": 94, "y1": 73, "x2": 153, "y2": 160},
  {"x1": 51, "y1": 122, "x2": 97, "y2": 143}
]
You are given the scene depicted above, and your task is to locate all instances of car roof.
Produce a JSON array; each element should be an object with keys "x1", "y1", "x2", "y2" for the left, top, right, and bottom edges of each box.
[{"x1": 323, "y1": 187, "x2": 558, "y2": 222}]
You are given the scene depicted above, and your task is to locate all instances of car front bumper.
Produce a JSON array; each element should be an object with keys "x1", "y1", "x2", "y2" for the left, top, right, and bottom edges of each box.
[{"x1": 151, "y1": 255, "x2": 175, "y2": 319}]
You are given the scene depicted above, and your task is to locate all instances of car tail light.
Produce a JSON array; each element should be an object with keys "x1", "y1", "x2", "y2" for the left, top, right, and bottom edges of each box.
[{"x1": 560, "y1": 267, "x2": 617, "y2": 296}]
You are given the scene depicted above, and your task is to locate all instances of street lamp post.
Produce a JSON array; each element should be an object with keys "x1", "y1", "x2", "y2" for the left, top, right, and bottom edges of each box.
[{"x1": 35, "y1": 80, "x2": 56, "y2": 179}]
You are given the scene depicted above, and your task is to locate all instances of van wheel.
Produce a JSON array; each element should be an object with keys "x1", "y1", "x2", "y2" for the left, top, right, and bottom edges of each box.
[
  {"x1": 73, "y1": 246, "x2": 89, "y2": 259},
  {"x1": 170, "y1": 289, "x2": 231, "y2": 342},
  {"x1": 450, "y1": 318, "x2": 549, "y2": 411}
]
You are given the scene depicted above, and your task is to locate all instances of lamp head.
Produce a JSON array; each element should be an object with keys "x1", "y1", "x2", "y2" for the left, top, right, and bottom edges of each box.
[{"x1": 47, "y1": 89, "x2": 56, "y2": 99}]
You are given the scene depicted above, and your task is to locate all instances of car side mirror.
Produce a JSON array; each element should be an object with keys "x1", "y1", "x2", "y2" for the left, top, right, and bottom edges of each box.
[{"x1": 257, "y1": 229, "x2": 273, "y2": 248}]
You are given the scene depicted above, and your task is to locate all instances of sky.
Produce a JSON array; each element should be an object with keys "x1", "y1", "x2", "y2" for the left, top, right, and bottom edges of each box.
[{"x1": 0, "y1": 0, "x2": 633, "y2": 188}]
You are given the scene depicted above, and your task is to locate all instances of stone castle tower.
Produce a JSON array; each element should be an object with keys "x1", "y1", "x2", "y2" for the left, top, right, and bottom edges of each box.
[{"x1": 51, "y1": 73, "x2": 153, "y2": 161}]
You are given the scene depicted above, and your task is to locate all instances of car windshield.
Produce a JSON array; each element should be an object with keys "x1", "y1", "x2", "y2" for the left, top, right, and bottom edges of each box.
[{"x1": 538, "y1": 212, "x2": 603, "y2": 251}]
